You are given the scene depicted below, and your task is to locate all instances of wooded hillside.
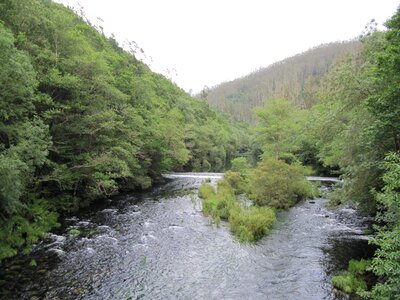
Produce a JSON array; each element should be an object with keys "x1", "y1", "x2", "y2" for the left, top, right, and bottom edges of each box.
[
  {"x1": 206, "y1": 41, "x2": 361, "y2": 122},
  {"x1": 0, "y1": 0, "x2": 246, "y2": 260}
]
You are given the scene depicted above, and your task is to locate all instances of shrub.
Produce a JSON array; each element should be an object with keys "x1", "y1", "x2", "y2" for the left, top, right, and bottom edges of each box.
[
  {"x1": 198, "y1": 178, "x2": 276, "y2": 242},
  {"x1": 332, "y1": 272, "x2": 367, "y2": 294},
  {"x1": 332, "y1": 259, "x2": 371, "y2": 295},
  {"x1": 367, "y1": 225, "x2": 400, "y2": 299},
  {"x1": 231, "y1": 157, "x2": 251, "y2": 176},
  {"x1": 198, "y1": 183, "x2": 216, "y2": 200},
  {"x1": 199, "y1": 180, "x2": 235, "y2": 220},
  {"x1": 229, "y1": 206, "x2": 276, "y2": 242},
  {"x1": 249, "y1": 158, "x2": 314, "y2": 209},
  {"x1": 0, "y1": 199, "x2": 59, "y2": 261},
  {"x1": 348, "y1": 259, "x2": 370, "y2": 275},
  {"x1": 224, "y1": 171, "x2": 247, "y2": 194}
]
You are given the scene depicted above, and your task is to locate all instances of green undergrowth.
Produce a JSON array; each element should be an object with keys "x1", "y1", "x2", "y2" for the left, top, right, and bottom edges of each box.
[
  {"x1": 332, "y1": 259, "x2": 371, "y2": 295},
  {"x1": 0, "y1": 199, "x2": 59, "y2": 262},
  {"x1": 199, "y1": 175, "x2": 276, "y2": 242},
  {"x1": 67, "y1": 228, "x2": 81, "y2": 235},
  {"x1": 332, "y1": 272, "x2": 367, "y2": 294},
  {"x1": 229, "y1": 206, "x2": 276, "y2": 242}
]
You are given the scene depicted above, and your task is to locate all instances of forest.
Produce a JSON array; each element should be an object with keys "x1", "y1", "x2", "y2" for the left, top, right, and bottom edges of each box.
[
  {"x1": 0, "y1": 0, "x2": 247, "y2": 261},
  {"x1": 0, "y1": 0, "x2": 399, "y2": 299}
]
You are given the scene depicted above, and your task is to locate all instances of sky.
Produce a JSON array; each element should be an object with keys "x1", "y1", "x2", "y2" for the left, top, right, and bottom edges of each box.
[{"x1": 55, "y1": 0, "x2": 399, "y2": 93}]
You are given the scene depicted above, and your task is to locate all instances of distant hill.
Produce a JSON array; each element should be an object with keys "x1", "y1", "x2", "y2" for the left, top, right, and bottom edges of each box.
[{"x1": 205, "y1": 41, "x2": 361, "y2": 122}]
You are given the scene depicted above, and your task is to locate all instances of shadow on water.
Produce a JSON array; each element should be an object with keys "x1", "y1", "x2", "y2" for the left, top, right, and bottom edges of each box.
[
  {"x1": 0, "y1": 176, "x2": 376, "y2": 300},
  {"x1": 323, "y1": 238, "x2": 376, "y2": 276}
]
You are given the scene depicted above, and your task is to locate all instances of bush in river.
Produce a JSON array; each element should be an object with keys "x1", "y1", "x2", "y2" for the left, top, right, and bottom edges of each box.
[
  {"x1": 198, "y1": 183, "x2": 216, "y2": 200},
  {"x1": 229, "y1": 206, "x2": 276, "y2": 242},
  {"x1": 198, "y1": 177, "x2": 275, "y2": 242},
  {"x1": 199, "y1": 179, "x2": 236, "y2": 221},
  {"x1": 249, "y1": 158, "x2": 314, "y2": 209},
  {"x1": 223, "y1": 171, "x2": 248, "y2": 195}
]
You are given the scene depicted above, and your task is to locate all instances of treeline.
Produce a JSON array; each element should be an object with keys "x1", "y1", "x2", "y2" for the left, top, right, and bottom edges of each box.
[
  {"x1": 0, "y1": 0, "x2": 246, "y2": 261},
  {"x1": 206, "y1": 41, "x2": 361, "y2": 122},
  {"x1": 231, "y1": 9, "x2": 399, "y2": 298}
]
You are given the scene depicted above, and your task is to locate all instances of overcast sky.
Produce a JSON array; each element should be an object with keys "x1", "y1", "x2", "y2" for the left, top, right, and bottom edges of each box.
[{"x1": 55, "y1": 0, "x2": 399, "y2": 93}]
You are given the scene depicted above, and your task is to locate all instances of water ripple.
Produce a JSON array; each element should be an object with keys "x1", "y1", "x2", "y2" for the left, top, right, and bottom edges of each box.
[{"x1": 0, "y1": 177, "x2": 373, "y2": 300}]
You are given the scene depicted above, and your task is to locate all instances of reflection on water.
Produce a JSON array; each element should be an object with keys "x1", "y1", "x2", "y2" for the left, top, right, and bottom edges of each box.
[{"x1": 0, "y1": 176, "x2": 374, "y2": 300}]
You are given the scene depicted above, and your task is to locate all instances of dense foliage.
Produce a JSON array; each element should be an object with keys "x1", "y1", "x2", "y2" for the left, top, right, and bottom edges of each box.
[
  {"x1": 254, "y1": 99, "x2": 307, "y2": 161},
  {"x1": 366, "y1": 153, "x2": 400, "y2": 299},
  {"x1": 0, "y1": 0, "x2": 244, "y2": 261},
  {"x1": 308, "y1": 11, "x2": 400, "y2": 299},
  {"x1": 249, "y1": 158, "x2": 314, "y2": 209}
]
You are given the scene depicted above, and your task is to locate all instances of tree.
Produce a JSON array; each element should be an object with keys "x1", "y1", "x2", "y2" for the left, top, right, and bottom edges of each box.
[
  {"x1": 0, "y1": 0, "x2": 244, "y2": 261},
  {"x1": 249, "y1": 158, "x2": 313, "y2": 209},
  {"x1": 254, "y1": 99, "x2": 305, "y2": 161},
  {"x1": 0, "y1": 23, "x2": 51, "y2": 217},
  {"x1": 366, "y1": 153, "x2": 400, "y2": 299},
  {"x1": 365, "y1": 10, "x2": 400, "y2": 153}
]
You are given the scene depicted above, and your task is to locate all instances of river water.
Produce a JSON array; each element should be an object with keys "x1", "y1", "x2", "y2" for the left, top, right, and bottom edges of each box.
[{"x1": 0, "y1": 174, "x2": 373, "y2": 300}]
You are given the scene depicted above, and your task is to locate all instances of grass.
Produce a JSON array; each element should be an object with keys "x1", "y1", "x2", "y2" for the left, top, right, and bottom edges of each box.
[
  {"x1": 332, "y1": 259, "x2": 371, "y2": 295},
  {"x1": 348, "y1": 259, "x2": 370, "y2": 275},
  {"x1": 229, "y1": 206, "x2": 276, "y2": 242},
  {"x1": 198, "y1": 177, "x2": 276, "y2": 242},
  {"x1": 67, "y1": 228, "x2": 81, "y2": 235},
  {"x1": 332, "y1": 272, "x2": 367, "y2": 294},
  {"x1": 200, "y1": 181, "x2": 234, "y2": 222}
]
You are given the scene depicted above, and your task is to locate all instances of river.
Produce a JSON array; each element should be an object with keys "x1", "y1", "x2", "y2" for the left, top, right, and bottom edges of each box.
[{"x1": 0, "y1": 174, "x2": 373, "y2": 299}]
